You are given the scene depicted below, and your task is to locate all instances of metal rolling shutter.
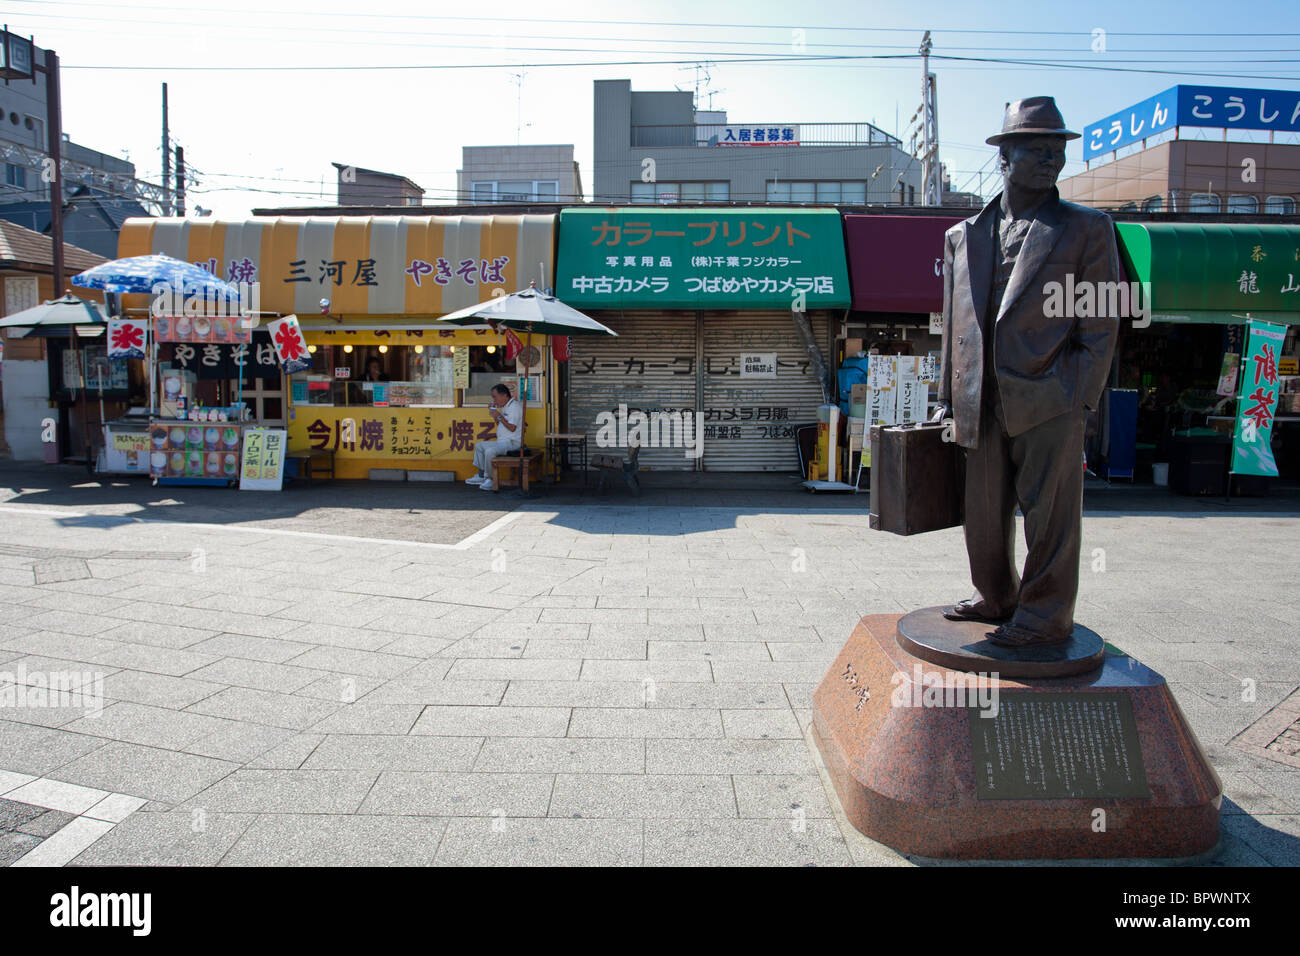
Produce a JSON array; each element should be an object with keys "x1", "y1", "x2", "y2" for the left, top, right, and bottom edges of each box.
[
  {"x1": 701, "y1": 311, "x2": 831, "y2": 471},
  {"x1": 568, "y1": 311, "x2": 700, "y2": 472}
]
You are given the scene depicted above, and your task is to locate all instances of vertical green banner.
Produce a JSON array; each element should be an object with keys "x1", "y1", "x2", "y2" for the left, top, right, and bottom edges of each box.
[{"x1": 1231, "y1": 319, "x2": 1289, "y2": 477}]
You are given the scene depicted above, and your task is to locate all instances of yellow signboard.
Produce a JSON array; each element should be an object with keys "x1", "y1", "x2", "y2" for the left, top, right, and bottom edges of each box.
[
  {"x1": 288, "y1": 406, "x2": 545, "y2": 479},
  {"x1": 112, "y1": 433, "x2": 150, "y2": 452}
]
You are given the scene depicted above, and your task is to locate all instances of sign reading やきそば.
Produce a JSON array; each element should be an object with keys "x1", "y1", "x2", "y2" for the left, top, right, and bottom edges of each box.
[{"x1": 558, "y1": 208, "x2": 850, "y2": 310}]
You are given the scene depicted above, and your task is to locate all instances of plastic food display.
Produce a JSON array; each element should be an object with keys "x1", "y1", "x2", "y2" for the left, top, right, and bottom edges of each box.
[{"x1": 149, "y1": 419, "x2": 241, "y2": 480}]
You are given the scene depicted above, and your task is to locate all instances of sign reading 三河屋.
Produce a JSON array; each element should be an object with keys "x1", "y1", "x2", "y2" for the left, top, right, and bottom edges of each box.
[
  {"x1": 558, "y1": 208, "x2": 850, "y2": 310},
  {"x1": 1084, "y1": 85, "x2": 1300, "y2": 161},
  {"x1": 1231, "y1": 318, "x2": 1288, "y2": 477}
]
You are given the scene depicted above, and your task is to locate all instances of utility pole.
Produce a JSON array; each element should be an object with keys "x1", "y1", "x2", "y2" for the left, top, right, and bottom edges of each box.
[
  {"x1": 919, "y1": 31, "x2": 942, "y2": 207},
  {"x1": 161, "y1": 82, "x2": 171, "y2": 215},
  {"x1": 39, "y1": 48, "x2": 65, "y2": 293},
  {"x1": 174, "y1": 145, "x2": 185, "y2": 217}
]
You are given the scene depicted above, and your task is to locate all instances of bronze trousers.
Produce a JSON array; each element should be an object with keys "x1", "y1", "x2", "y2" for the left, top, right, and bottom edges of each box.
[{"x1": 962, "y1": 393, "x2": 1087, "y2": 640}]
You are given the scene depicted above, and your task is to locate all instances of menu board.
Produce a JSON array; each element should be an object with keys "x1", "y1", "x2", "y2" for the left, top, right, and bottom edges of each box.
[
  {"x1": 240, "y1": 428, "x2": 287, "y2": 490},
  {"x1": 154, "y1": 315, "x2": 252, "y2": 344},
  {"x1": 149, "y1": 421, "x2": 242, "y2": 480}
]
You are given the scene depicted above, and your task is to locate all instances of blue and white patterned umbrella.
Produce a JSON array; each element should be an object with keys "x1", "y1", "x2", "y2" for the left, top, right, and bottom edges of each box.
[{"x1": 71, "y1": 253, "x2": 241, "y2": 303}]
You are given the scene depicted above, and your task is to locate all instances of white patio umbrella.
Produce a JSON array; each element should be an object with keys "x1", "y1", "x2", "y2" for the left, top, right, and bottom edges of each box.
[
  {"x1": 435, "y1": 284, "x2": 617, "y2": 488},
  {"x1": 0, "y1": 296, "x2": 111, "y2": 464}
]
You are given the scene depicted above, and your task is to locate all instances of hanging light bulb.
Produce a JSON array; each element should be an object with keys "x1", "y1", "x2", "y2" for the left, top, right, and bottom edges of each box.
[
  {"x1": 307, "y1": 344, "x2": 317, "y2": 354},
  {"x1": 378, "y1": 345, "x2": 388, "y2": 353},
  {"x1": 343, "y1": 344, "x2": 353, "y2": 354},
  {"x1": 413, "y1": 345, "x2": 424, "y2": 354},
  {"x1": 486, "y1": 345, "x2": 497, "y2": 354}
]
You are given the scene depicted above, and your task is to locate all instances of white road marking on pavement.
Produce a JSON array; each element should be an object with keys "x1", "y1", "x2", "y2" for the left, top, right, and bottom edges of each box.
[{"x1": 0, "y1": 503, "x2": 522, "y2": 551}]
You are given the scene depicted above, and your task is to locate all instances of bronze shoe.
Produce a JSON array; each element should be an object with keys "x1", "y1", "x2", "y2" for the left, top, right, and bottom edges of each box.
[
  {"x1": 987, "y1": 623, "x2": 1069, "y2": 648},
  {"x1": 943, "y1": 600, "x2": 1011, "y2": 624}
]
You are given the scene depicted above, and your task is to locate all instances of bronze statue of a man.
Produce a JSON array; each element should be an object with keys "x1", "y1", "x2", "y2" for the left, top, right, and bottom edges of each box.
[{"x1": 934, "y1": 96, "x2": 1122, "y2": 648}]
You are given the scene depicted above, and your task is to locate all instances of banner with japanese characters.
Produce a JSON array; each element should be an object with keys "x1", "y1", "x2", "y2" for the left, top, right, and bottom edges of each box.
[
  {"x1": 107, "y1": 317, "x2": 147, "y2": 360},
  {"x1": 1231, "y1": 319, "x2": 1288, "y2": 477},
  {"x1": 164, "y1": 329, "x2": 280, "y2": 380},
  {"x1": 267, "y1": 314, "x2": 312, "y2": 374},
  {"x1": 557, "y1": 208, "x2": 851, "y2": 310},
  {"x1": 240, "y1": 428, "x2": 287, "y2": 491}
]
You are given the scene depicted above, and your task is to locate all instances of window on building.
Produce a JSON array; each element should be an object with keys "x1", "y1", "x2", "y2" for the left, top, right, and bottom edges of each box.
[
  {"x1": 1141, "y1": 196, "x2": 1164, "y2": 213},
  {"x1": 765, "y1": 180, "x2": 865, "y2": 204},
  {"x1": 469, "y1": 180, "x2": 560, "y2": 203},
  {"x1": 1227, "y1": 194, "x2": 1258, "y2": 214},
  {"x1": 629, "y1": 181, "x2": 726, "y2": 204},
  {"x1": 1189, "y1": 192, "x2": 1220, "y2": 213},
  {"x1": 4, "y1": 164, "x2": 23, "y2": 188},
  {"x1": 1265, "y1": 195, "x2": 1297, "y2": 215},
  {"x1": 908, "y1": 185, "x2": 916, "y2": 205}
]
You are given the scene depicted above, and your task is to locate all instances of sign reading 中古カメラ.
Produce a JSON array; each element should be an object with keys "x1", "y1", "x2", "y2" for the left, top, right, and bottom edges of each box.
[
  {"x1": 1231, "y1": 318, "x2": 1288, "y2": 477},
  {"x1": 1083, "y1": 85, "x2": 1300, "y2": 162},
  {"x1": 557, "y1": 208, "x2": 851, "y2": 310}
]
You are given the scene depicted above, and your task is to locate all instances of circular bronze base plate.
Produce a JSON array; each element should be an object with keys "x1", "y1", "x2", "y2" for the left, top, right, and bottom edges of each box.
[{"x1": 896, "y1": 606, "x2": 1104, "y2": 678}]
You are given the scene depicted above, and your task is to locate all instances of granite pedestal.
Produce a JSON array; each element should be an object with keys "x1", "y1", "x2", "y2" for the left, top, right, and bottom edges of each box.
[{"x1": 811, "y1": 609, "x2": 1222, "y2": 860}]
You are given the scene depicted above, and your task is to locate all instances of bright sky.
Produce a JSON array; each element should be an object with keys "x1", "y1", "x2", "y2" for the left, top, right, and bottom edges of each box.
[{"x1": 8, "y1": 0, "x2": 1300, "y2": 217}]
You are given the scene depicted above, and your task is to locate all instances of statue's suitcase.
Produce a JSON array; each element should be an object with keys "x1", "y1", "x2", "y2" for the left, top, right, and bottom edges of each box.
[{"x1": 868, "y1": 422, "x2": 963, "y2": 535}]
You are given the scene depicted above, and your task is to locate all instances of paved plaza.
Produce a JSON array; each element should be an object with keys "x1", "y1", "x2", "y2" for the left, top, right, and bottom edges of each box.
[{"x1": 0, "y1": 465, "x2": 1297, "y2": 866}]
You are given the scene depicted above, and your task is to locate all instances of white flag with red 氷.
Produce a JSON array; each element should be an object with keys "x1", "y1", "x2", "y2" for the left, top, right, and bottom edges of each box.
[
  {"x1": 107, "y1": 317, "x2": 147, "y2": 360},
  {"x1": 266, "y1": 315, "x2": 313, "y2": 373}
]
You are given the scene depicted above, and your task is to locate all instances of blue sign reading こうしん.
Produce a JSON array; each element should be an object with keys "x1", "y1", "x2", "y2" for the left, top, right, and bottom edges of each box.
[{"x1": 1083, "y1": 85, "x2": 1300, "y2": 162}]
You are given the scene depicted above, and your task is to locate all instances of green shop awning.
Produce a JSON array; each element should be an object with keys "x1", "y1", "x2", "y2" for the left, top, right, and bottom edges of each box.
[
  {"x1": 1116, "y1": 221, "x2": 1300, "y2": 325},
  {"x1": 556, "y1": 207, "x2": 851, "y2": 310}
]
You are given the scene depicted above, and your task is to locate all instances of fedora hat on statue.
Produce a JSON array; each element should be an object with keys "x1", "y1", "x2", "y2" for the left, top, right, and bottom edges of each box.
[{"x1": 986, "y1": 96, "x2": 1080, "y2": 145}]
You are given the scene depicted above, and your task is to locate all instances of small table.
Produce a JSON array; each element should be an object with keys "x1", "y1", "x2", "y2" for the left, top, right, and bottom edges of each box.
[
  {"x1": 286, "y1": 447, "x2": 336, "y2": 487},
  {"x1": 492, "y1": 451, "x2": 545, "y2": 492},
  {"x1": 544, "y1": 432, "x2": 589, "y2": 486}
]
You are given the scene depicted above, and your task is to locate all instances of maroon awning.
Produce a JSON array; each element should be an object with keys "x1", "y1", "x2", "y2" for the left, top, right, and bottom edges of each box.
[{"x1": 845, "y1": 214, "x2": 966, "y2": 314}]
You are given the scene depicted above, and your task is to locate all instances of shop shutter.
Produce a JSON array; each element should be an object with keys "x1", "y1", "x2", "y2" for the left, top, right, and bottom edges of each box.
[
  {"x1": 567, "y1": 311, "x2": 700, "y2": 472},
  {"x1": 701, "y1": 311, "x2": 831, "y2": 472}
]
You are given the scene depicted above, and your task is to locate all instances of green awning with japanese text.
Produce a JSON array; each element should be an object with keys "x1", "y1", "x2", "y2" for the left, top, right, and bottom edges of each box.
[
  {"x1": 1116, "y1": 221, "x2": 1300, "y2": 325},
  {"x1": 556, "y1": 207, "x2": 850, "y2": 310}
]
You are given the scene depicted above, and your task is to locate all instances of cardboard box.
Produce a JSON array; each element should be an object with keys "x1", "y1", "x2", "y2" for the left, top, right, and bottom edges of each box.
[{"x1": 844, "y1": 337, "x2": 865, "y2": 357}]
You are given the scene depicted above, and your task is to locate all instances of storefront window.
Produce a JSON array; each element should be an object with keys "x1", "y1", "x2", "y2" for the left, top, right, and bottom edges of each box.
[{"x1": 290, "y1": 344, "x2": 456, "y2": 407}]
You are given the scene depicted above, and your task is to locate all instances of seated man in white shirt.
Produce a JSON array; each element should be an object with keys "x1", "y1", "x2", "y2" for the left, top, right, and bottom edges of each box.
[{"x1": 466, "y1": 384, "x2": 523, "y2": 491}]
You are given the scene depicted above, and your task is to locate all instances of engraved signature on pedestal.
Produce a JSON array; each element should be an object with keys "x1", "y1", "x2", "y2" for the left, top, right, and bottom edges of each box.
[{"x1": 841, "y1": 662, "x2": 871, "y2": 712}]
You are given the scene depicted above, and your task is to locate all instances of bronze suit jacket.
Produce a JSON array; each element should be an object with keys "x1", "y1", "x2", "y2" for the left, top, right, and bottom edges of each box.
[{"x1": 937, "y1": 189, "x2": 1123, "y2": 448}]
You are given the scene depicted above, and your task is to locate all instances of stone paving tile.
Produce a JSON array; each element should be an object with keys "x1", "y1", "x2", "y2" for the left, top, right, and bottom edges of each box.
[
  {"x1": 444, "y1": 658, "x2": 581, "y2": 682},
  {"x1": 733, "y1": 774, "x2": 836, "y2": 819},
  {"x1": 409, "y1": 705, "x2": 571, "y2": 738},
  {"x1": 306, "y1": 702, "x2": 424, "y2": 735},
  {"x1": 721, "y1": 709, "x2": 804, "y2": 739},
  {"x1": 433, "y1": 817, "x2": 642, "y2": 866},
  {"x1": 643, "y1": 818, "x2": 852, "y2": 866},
  {"x1": 500, "y1": 680, "x2": 647, "y2": 709},
  {"x1": 182, "y1": 721, "x2": 295, "y2": 764},
  {"x1": 63, "y1": 701, "x2": 233, "y2": 750},
  {"x1": 68, "y1": 809, "x2": 257, "y2": 866},
  {"x1": 646, "y1": 739, "x2": 820, "y2": 775},
  {"x1": 472, "y1": 737, "x2": 645, "y2": 774},
  {"x1": 580, "y1": 659, "x2": 714, "y2": 683},
  {"x1": 550, "y1": 773, "x2": 735, "y2": 819},
  {"x1": 185, "y1": 686, "x2": 341, "y2": 730},
  {"x1": 54, "y1": 741, "x2": 237, "y2": 805},
  {"x1": 359, "y1": 771, "x2": 555, "y2": 817},
  {"x1": 96, "y1": 621, "x2": 219, "y2": 650},
  {"x1": 568, "y1": 708, "x2": 723, "y2": 740},
  {"x1": 219, "y1": 814, "x2": 447, "y2": 866},
  {"x1": 186, "y1": 633, "x2": 316, "y2": 664},
  {"x1": 99, "y1": 669, "x2": 224, "y2": 710},
  {"x1": 0, "y1": 721, "x2": 108, "y2": 776},
  {"x1": 300, "y1": 735, "x2": 483, "y2": 772},
  {"x1": 360, "y1": 677, "x2": 506, "y2": 707},
  {"x1": 185, "y1": 769, "x2": 378, "y2": 813}
]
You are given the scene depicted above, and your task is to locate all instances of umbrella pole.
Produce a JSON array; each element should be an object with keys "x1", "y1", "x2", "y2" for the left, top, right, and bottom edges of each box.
[{"x1": 518, "y1": 326, "x2": 530, "y2": 485}]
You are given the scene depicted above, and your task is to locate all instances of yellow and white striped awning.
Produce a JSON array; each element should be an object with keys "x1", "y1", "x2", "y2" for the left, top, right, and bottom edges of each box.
[{"x1": 116, "y1": 214, "x2": 556, "y2": 321}]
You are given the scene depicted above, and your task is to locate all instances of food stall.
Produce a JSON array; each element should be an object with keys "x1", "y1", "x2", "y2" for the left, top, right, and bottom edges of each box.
[{"x1": 115, "y1": 213, "x2": 559, "y2": 482}]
